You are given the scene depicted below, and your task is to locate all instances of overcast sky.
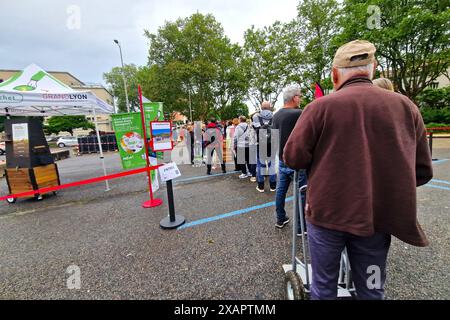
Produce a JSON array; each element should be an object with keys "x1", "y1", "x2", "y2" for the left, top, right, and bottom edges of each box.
[{"x1": 1, "y1": 0, "x2": 299, "y2": 86}]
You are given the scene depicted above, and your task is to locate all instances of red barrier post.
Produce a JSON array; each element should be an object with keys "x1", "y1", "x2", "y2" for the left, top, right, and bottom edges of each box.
[
  {"x1": 138, "y1": 85, "x2": 163, "y2": 208},
  {"x1": 1, "y1": 165, "x2": 162, "y2": 202},
  {"x1": 428, "y1": 131, "x2": 433, "y2": 157}
]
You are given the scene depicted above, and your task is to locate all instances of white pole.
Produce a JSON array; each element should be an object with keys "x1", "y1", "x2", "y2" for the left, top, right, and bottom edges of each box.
[
  {"x1": 189, "y1": 90, "x2": 192, "y2": 122},
  {"x1": 93, "y1": 107, "x2": 111, "y2": 191}
]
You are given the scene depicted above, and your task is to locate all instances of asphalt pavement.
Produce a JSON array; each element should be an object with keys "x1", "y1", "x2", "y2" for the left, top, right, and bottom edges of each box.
[{"x1": 0, "y1": 144, "x2": 449, "y2": 300}]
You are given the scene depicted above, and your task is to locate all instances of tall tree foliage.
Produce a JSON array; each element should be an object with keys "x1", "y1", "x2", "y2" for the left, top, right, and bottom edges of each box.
[
  {"x1": 335, "y1": 0, "x2": 450, "y2": 102},
  {"x1": 46, "y1": 116, "x2": 94, "y2": 136},
  {"x1": 103, "y1": 64, "x2": 140, "y2": 113},
  {"x1": 211, "y1": 44, "x2": 249, "y2": 119},
  {"x1": 296, "y1": 0, "x2": 341, "y2": 99},
  {"x1": 242, "y1": 21, "x2": 302, "y2": 110},
  {"x1": 216, "y1": 102, "x2": 249, "y2": 121},
  {"x1": 102, "y1": 4, "x2": 449, "y2": 116},
  {"x1": 141, "y1": 13, "x2": 248, "y2": 121}
]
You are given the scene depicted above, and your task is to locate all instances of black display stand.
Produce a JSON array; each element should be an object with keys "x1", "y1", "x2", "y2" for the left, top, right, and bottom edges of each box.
[
  {"x1": 4, "y1": 118, "x2": 54, "y2": 168},
  {"x1": 3, "y1": 118, "x2": 60, "y2": 203},
  {"x1": 159, "y1": 179, "x2": 185, "y2": 229}
]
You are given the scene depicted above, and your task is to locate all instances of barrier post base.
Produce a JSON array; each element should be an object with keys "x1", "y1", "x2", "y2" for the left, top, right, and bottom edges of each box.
[
  {"x1": 160, "y1": 215, "x2": 185, "y2": 229},
  {"x1": 142, "y1": 198, "x2": 163, "y2": 208}
]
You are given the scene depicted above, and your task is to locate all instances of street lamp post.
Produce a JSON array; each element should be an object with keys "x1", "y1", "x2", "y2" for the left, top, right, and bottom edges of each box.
[
  {"x1": 113, "y1": 39, "x2": 130, "y2": 113},
  {"x1": 188, "y1": 89, "x2": 193, "y2": 122}
]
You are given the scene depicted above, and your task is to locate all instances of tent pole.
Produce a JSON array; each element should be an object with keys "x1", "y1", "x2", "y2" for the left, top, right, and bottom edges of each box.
[{"x1": 93, "y1": 107, "x2": 110, "y2": 191}]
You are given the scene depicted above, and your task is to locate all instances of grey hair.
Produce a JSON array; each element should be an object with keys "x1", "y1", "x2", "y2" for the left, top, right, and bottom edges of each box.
[
  {"x1": 283, "y1": 85, "x2": 301, "y2": 104},
  {"x1": 261, "y1": 101, "x2": 272, "y2": 110},
  {"x1": 337, "y1": 63, "x2": 374, "y2": 80}
]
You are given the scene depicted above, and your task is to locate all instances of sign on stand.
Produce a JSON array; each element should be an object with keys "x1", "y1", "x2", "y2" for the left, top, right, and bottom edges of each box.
[
  {"x1": 143, "y1": 102, "x2": 164, "y2": 159},
  {"x1": 158, "y1": 162, "x2": 181, "y2": 182},
  {"x1": 150, "y1": 121, "x2": 173, "y2": 152},
  {"x1": 157, "y1": 160, "x2": 185, "y2": 229}
]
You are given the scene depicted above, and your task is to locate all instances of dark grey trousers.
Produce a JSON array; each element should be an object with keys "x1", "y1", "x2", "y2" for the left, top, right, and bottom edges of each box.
[{"x1": 307, "y1": 222, "x2": 391, "y2": 300}]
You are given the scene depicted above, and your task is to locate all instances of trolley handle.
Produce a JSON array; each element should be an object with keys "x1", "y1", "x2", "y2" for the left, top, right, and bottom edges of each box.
[
  {"x1": 293, "y1": 172, "x2": 309, "y2": 287},
  {"x1": 299, "y1": 184, "x2": 307, "y2": 194}
]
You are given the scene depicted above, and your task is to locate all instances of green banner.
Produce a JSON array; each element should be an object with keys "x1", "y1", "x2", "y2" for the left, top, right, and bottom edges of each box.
[
  {"x1": 112, "y1": 111, "x2": 160, "y2": 192},
  {"x1": 143, "y1": 102, "x2": 164, "y2": 159},
  {"x1": 111, "y1": 112, "x2": 146, "y2": 169},
  {"x1": 144, "y1": 101, "x2": 164, "y2": 132}
]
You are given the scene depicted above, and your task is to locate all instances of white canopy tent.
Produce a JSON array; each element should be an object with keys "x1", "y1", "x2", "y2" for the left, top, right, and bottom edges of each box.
[{"x1": 0, "y1": 64, "x2": 115, "y2": 190}]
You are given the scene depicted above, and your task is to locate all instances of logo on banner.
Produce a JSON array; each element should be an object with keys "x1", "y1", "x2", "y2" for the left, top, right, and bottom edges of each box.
[
  {"x1": 0, "y1": 93, "x2": 23, "y2": 103},
  {"x1": 42, "y1": 93, "x2": 88, "y2": 100},
  {"x1": 120, "y1": 132, "x2": 144, "y2": 154}
]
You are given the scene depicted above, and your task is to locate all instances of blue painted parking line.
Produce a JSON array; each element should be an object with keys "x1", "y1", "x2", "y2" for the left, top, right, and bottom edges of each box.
[
  {"x1": 174, "y1": 171, "x2": 240, "y2": 184},
  {"x1": 431, "y1": 179, "x2": 450, "y2": 185},
  {"x1": 425, "y1": 184, "x2": 450, "y2": 191},
  {"x1": 432, "y1": 159, "x2": 449, "y2": 165},
  {"x1": 178, "y1": 176, "x2": 450, "y2": 230},
  {"x1": 178, "y1": 196, "x2": 294, "y2": 230}
]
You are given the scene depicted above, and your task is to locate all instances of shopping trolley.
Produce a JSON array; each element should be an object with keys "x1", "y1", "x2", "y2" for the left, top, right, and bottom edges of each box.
[{"x1": 282, "y1": 171, "x2": 356, "y2": 299}]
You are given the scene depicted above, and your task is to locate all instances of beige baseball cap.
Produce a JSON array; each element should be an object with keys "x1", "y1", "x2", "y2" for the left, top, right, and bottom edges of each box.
[{"x1": 332, "y1": 40, "x2": 376, "y2": 68}]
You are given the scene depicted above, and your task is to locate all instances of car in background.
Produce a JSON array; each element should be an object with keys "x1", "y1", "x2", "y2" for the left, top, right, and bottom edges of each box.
[
  {"x1": 56, "y1": 136, "x2": 78, "y2": 148},
  {"x1": 46, "y1": 136, "x2": 59, "y2": 143},
  {"x1": 0, "y1": 141, "x2": 5, "y2": 155}
]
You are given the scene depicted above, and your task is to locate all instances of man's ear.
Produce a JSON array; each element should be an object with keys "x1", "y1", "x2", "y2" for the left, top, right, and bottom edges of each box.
[
  {"x1": 332, "y1": 67, "x2": 339, "y2": 84},
  {"x1": 372, "y1": 61, "x2": 378, "y2": 79}
]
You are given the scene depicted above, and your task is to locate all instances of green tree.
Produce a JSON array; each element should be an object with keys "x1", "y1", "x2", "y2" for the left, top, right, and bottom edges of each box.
[
  {"x1": 296, "y1": 0, "x2": 341, "y2": 96},
  {"x1": 418, "y1": 86, "x2": 450, "y2": 124},
  {"x1": 137, "y1": 64, "x2": 183, "y2": 118},
  {"x1": 142, "y1": 13, "x2": 248, "y2": 121},
  {"x1": 420, "y1": 108, "x2": 450, "y2": 124},
  {"x1": 242, "y1": 20, "x2": 302, "y2": 110},
  {"x1": 211, "y1": 44, "x2": 249, "y2": 119},
  {"x1": 216, "y1": 101, "x2": 249, "y2": 120},
  {"x1": 103, "y1": 64, "x2": 140, "y2": 113},
  {"x1": 417, "y1": 86, "x2": 450, "y2": 109},
  {"x1": 46, "y1": 116, "x2": 94, "y2": 136},
  {"x1": 335, "y1": 0, "x2": 450, "y2": 102},
  {"x1": 0, "y1": 116, "x2": 5, "y2": 132}
]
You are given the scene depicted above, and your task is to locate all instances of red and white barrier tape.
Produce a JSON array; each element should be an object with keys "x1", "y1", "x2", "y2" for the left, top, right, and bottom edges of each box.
[{"x1": 0, "y1": 165, "x2": 162, "y2": 201}]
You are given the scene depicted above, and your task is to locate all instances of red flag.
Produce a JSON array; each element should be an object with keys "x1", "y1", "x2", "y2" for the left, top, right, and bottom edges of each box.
[{"x1": 314, "y1": 82, "x2": 324, "y2": 99}]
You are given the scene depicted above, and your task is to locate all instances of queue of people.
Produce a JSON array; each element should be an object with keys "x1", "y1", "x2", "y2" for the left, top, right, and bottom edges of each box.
[
  {"x1": 171, "y1": 39, "x2": 432, "y2": 300},
  {"x1": 282, "y1": 40, "x2": 432, "y2": 300}
]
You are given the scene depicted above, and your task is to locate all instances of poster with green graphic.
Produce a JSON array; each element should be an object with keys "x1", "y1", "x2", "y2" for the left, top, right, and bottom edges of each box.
[
  {"x1": 112, "y1": 112, "x2": 146, "y2": 169},
  {"x1": 143, "y1": 102, "x2": 164, "y2": 159},
  {"x1": 112, "y1": 112, "x2": 159, "y2": 191}
]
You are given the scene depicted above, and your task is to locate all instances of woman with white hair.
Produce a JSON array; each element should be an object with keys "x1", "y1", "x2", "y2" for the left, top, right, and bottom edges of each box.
[{"x1": 373, "y1": 77, "x2": 394, "y2": 91}]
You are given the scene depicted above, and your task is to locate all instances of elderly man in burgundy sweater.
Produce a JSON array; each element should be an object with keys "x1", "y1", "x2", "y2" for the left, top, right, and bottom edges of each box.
[{"x1": 283, "y1": 40, "x2": 433, "y2": 300}]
